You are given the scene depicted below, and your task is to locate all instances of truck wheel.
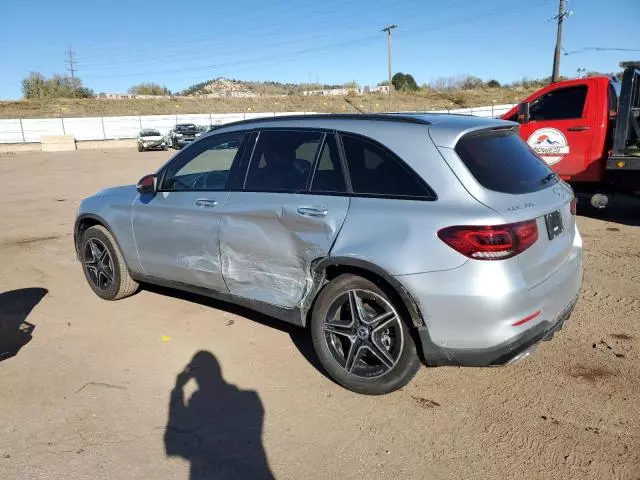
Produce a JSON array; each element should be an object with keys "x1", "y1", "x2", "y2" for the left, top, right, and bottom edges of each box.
[
  {"x1": 80, "y1": 225, "x2": 139, "y2": 301},
  {"x1": 138, "y1": 144, "x2": 143, "y2": 152},
  {"x1": 590, "y1": 193, "x2": 609, "y2": 209},
  {"x1": 310, "y1": 274, "x2": 420, "y2": 395}
]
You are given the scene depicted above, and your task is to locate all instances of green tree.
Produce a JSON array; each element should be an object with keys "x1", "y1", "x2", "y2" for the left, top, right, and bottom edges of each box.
[
  {"x1": 21, "y1": 72, "x2": 47, "y2": 99},
  {"x1": 486, "y1": 79, "x2": 501, "y2": 88},
  {"x1": 128, "y1": 82, "x2": 171, "y2": 95},
  {"x1": 21, "y1": 72, "x2": 94, "y2": 99},
  {"x1": 392, "y1": 72, "x2": 418, "y2": 92}
]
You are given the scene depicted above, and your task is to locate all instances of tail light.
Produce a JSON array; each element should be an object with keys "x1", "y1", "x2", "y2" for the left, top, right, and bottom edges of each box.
[
  {"x1": 438, "y1": 220, "x2": 538, "y2": 260},
  {"x1": 570, "y1": 197, "x2": 577, "y2": 215}
]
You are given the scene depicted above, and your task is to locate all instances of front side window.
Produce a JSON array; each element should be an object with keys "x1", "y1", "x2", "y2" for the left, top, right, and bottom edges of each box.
[
  {"x1": 244, "y1": 130, "x2": 322, "y2": 192},
  {"x1": 340, "y1": 134, "x2": 430, "y2": 198},
  {"x1": 160, "y1": 133, "x2": 245, "y2": 191},
  {"x1": 529, "y1": 85, "x2": 588, "y2": 121}
]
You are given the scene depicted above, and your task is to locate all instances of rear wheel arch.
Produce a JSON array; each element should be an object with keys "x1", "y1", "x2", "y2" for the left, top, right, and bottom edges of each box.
[{"x1": 311, "y1": 258, "x2": 425, "y2": 330}]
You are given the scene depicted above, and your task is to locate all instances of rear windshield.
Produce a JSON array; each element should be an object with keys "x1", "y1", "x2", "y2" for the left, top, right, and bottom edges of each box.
[{"x1": 454, "y1": 130, "x2": 557, "y2": 194}]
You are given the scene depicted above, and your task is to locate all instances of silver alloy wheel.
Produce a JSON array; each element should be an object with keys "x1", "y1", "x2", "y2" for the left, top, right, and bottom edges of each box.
[
  {"x1": 323, "y1": 289, "x2": 404, "y2": 378},
  {"x1": 83, "y1": 238, "x2": 114, "y2": 291}
]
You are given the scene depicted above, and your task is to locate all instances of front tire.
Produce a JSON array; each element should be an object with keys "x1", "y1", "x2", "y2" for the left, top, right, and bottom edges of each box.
[
  {"x1": 311, "y1": 274, "x2": 420, "y2": 395},
  {"x1": 80, "y1": 225, "x2": 139, "y2": 301},
  {"x1": 138, "y1": 143, "x2": 143, "y2": 152}
]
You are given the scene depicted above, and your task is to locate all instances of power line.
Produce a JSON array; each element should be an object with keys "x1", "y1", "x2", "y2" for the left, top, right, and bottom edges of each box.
[
  {"x1": 81, "y1": 0, "x2": 549, "y2": 83},
  {"x1": 564, "y1": 46, "x2": 640, "y2": 56}
]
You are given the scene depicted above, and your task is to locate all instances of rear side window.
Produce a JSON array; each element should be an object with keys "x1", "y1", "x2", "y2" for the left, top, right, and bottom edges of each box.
[
  {"x1": 310, "y1": 134, "x2": 347, "y2": 193},
  {"x1": 340, "y1": 134, "x2": 431, "y2": 198},
  {"x1": 529, "y1": 85, "x2": 587, "y2": 121},
  {"x1": 244, "y1": 130, "x2": 321, "y2": 192},
  {"x1": 455, "y1": 131, "x2": 557, "y2": 194}
]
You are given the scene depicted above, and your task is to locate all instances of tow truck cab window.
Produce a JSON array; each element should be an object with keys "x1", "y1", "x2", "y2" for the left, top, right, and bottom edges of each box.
[
  {"x1": 609, "y1": 81, "x2": 620, "y2": 114},
  {"x1": 529, "y1": 85, "x2": 588, "y2": 121}
]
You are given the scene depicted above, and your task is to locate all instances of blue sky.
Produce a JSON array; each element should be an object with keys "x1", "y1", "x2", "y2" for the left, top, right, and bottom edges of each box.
[{"x1": 0, "y1": 0, "x2": 638, "y2": 99}]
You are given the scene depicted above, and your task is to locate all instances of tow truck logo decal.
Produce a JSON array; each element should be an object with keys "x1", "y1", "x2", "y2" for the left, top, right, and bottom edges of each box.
[{"x1": 527, "y1": 128, "x2": 570, "y2": 165}]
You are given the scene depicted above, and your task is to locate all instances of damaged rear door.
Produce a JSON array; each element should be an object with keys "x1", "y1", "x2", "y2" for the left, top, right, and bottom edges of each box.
[
  {"x1": 132, "y1": 132, "x2": 248, "y2": 290},
  {"x1": 218, "y1": 129, "x2": 350, "y2": 308}
]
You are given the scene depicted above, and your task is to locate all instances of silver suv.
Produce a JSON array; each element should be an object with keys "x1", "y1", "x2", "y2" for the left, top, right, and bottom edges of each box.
[{"x1": 75, "y1": 114, "x2": 583, "y2": 394}]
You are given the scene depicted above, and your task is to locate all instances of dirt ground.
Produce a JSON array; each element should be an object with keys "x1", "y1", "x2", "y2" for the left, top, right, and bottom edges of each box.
[{"x1": 0, "y1": 149, "x2": 638, "y2": 480}]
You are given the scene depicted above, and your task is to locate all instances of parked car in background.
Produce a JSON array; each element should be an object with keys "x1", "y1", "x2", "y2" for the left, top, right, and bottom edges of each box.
[
  {"x1": 137, "y1": 129, "x2": 167, "y2": 152},
  {"x1": 74, "y1": 113, "x2": 582, "y2": 395},
  {"x1": 196, "y1": 125, "x2": 209, "y2": 137},
  {"x1": 167, "y1": 123, "x2": 199, "y2": 149}
]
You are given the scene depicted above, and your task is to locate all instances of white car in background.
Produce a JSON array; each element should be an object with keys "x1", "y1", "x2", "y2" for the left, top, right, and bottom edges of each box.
[{"x1": 137, "y1": 129, "x2": 168, "y2": 152}]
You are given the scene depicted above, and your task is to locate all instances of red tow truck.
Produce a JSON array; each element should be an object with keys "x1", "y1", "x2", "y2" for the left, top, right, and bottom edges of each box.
[{"x1": 502, "y1": 61, "x2": 640, "y2": 208}]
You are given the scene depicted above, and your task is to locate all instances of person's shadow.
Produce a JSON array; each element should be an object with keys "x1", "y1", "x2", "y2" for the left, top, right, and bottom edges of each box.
[
  {"x1": 0, "y1": 288, "x2": 47, "y2": 361},
  {"x1": 164, "y1": 351, "x2": 274, "y2": 480}
]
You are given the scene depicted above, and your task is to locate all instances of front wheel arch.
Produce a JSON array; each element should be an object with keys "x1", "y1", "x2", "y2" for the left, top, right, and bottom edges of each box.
[{"x1": 74, "y1": 215, "x2": 122, "y2": 261}]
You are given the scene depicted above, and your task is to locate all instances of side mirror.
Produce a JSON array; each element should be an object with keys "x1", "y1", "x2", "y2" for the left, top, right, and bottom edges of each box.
[
  {"x1": 136, "y1": 174, "x2": 157, "y2": 195},
  {"x1": 517, "y1": 102, "x2": 530, "y2": 123}
]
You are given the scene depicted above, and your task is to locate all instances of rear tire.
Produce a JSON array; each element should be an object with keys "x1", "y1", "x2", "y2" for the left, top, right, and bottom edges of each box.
[
  {"x1": 311, "y1": 274, "x2": 420, "y2": 395},
  {"x1": 80, "y1": 225, "x2": 138, "y2": 301},
  {"x1": 138, "y1": 144, "x2": 143, "y2": 152}
]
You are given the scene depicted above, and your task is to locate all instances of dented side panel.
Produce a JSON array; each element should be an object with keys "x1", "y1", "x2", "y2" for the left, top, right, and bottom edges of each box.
[
  {"x1": 131, "y1": 191, "x2": 230, "y2": 292},
  {"x1": 218, "y1": 192, "x2": 349, "y2": 308}
]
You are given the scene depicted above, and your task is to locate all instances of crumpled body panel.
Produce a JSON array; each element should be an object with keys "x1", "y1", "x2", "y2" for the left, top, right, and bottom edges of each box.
[{"x1": 218, "y1": 192, "x2": 349, "y2": 308}]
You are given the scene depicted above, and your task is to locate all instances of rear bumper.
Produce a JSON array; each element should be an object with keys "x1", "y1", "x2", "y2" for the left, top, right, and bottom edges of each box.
[
  {"x1": 397, "y1": 228, "x2": 583, "y2": 367},
  {"x1": 415, "y1": 295, "x2": 577, "y2": 366}
]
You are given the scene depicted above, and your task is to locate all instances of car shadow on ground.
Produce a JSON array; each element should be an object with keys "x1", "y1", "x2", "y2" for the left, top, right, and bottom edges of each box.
[
  {"x1": 141, "y1": 284, "x2": 330, "y2": 381},
  {"x1": 0, "y1": 288, "x2": 48, "y2": 361},
  {"x1": 165, "y1": 350, "x2": 274, "y2": 480},
  {"x1": 577, "y1": 194, "x2": 640, "y2": 227}
]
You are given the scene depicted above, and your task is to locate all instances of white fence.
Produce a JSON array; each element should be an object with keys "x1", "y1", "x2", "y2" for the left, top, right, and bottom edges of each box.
[{"x1": 0, "y1": 104, "x2": 516, "y2": 144}]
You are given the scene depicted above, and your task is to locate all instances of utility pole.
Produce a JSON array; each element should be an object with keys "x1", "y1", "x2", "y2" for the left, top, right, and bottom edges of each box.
[
  {"x1": 66, "y1": 46, "x2": 77, "y2": 97},
  {"x1": 382, "y1": 24, "x2": 397, "y2": 111},
  {"x1": 551, "y1": 0, "x2": 570, "y2": 83}
]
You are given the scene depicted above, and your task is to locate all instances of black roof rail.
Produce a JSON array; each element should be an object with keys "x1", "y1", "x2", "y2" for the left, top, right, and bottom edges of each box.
[{"x1": 212, "y1": 113, "x2": 431, "y2": 129}]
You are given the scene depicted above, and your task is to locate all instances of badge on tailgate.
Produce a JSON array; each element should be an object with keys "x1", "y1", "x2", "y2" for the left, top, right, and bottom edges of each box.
[{"x1": 545, "y1": 210, "x2": 564, "y2": 240}]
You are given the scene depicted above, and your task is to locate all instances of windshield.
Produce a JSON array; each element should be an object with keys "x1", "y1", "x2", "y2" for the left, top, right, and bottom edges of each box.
[
  {"x1": 141, "y1": 130, "x2": 161, "y2": 137},
  {"x1": 176, "y1": 124, "x2": 197, "y2": 132}
]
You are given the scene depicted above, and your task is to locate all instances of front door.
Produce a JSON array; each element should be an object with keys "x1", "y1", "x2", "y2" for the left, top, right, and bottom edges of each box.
[
  {"x1": 217, "y1": 129, "x2": 350, "y2": 308},
  {"x1": 132, "y1": 132, "x2": 248, "y2": 291},
  {"x1": 519, "y1": 82, "x2": 596, "y2": 180}
]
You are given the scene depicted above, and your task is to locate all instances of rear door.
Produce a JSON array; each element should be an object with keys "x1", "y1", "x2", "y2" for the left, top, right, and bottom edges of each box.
[
  {"x1": 517, "y1": 82, "x2": 596, "y2": 180},
  {"x1": 217, "y1": 129, "x2": 350, "y2": 308},
  {"x1": 440, "y1": 128, "x2": 576, "y2": 287}
]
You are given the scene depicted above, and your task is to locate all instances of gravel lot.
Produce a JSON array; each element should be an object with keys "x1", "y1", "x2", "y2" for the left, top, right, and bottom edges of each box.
[{"x1": 0, "y1": 149, "x2": 638, "y2": 480}]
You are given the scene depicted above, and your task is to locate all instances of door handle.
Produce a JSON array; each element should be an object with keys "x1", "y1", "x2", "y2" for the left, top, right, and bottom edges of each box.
[
  {"x1": 567, "y1": 126, "x2": 590, "y2": 132},
  {"x1": 296, "y1": 206, "x2": 328, "y2": 217},
  {"x1": 194, "y1": 198, "x2": 218, "y2": 208}
]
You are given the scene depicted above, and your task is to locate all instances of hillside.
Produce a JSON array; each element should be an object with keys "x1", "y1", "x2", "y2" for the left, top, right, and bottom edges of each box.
[{"x1": 0, "y1": 86, "x2": 540, "y2": 119}]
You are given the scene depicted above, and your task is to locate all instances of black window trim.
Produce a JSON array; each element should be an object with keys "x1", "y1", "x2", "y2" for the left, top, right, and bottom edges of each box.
[
  {"x1": 190, "y1": 126, "x2": 438, "y2": 200},
  {"x1": 156, "y1": 131, "x2": 250, "y2": 193}
]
